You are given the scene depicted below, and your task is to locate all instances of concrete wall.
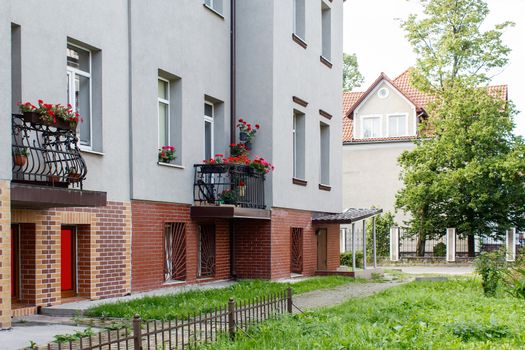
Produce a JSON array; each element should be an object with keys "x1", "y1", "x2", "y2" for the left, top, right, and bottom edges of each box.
[
  {"x1": 342, "y1": 141, "x2": 415, "y2": 223},
  {"x1": 236, "y1": 0, "x2": 343, "y2": 213},
  {"x1": 5, "y1": 0, "x2": 131, "y2": 201},
  {"x1": 353, "y1": 81, "x2": 417, "y2": 139},
  {"x1": 130, "y1": 1, "x2": 231, "y2": 204}
]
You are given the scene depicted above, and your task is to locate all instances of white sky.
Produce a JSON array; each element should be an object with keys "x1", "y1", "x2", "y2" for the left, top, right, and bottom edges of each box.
[{"x1": 343, "y1": 0, "x2": 525, "y2": 135}]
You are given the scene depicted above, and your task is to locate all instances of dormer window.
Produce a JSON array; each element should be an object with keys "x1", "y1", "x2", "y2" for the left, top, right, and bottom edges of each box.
[{"x1": 361, "y1": 116, "x2": 381, "y2": 138}]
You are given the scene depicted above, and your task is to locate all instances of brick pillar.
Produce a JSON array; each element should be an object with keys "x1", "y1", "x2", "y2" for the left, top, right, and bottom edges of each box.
[
  {"x1": 0, "y1": 180, "x2": 12, "y2": 329},
  {"x1": 389, "y1": 227, "x2": 399, "y2": 262},
  {"x1": 35, "y1": 212, "x2": 61, "y2": 307},
  {"x1": 446, "y1": 228, "x2": 456, "y2": 262},
  {"x1": 506, "y1": 228, "x2": 516, "y2": 262}
]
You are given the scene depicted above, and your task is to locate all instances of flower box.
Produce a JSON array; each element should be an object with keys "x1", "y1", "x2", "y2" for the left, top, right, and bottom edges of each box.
[
  {"x1": 22, "y1": 111, "x2": 76, "y2": 131},
  {"x1": 200, "y1": 164, "x2": 227, "y2": 174}
]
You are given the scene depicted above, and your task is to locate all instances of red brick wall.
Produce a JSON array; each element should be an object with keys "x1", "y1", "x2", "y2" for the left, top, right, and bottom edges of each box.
[
  {"x1": 234, "y1": 219, "x2": 272, "y2": 279},
  {"x1": 131, "y1": 201, "x2": 230, "y2": 293},
  {"x1": 19, "y1": 224, "x2": 36, "y2": 304},
  {"x1": 77, "y1": 225, "x2": 91, "y2": 298}
]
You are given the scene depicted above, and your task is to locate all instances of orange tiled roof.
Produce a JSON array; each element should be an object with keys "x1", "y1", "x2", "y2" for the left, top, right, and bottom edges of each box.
[{"x1": 342, "y1": 69, "x2": 508, "y2": 143}]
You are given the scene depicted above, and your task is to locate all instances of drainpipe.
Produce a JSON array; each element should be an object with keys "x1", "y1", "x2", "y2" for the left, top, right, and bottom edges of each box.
[
  {"x1": 127, "y1": 0, "x2": 134, "y2": 294},
  {"x1": 230, "y1": 0, "x2": 236, "y2": 145},
  {"x1": 229, "y1": 0, "x2": 238, "y2": 279}
]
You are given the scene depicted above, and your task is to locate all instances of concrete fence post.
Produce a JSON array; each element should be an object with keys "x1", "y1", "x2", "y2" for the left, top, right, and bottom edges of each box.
[
  {"x1": 390, "y1": 227, "x2": 399, "y2": 262},
  {"x1": 446, "y1": 228, "x2": 456, "y2": 262},
  {"x1": 506, "y1": 228, "x2": 516, "y2": 262}
]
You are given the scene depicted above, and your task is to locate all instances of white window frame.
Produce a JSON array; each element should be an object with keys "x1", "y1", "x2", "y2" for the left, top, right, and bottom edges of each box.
[
  {"x1": 204, "y1": 0, "x2": 222, "y2": 14},
  {"x1": 66, "y1": 43, "x2": 92, "y2": 149},
  {"x1": 293, "y1": 0, "x2": 306, "y2": 41},
  {"x1": 293, "y1": 114, "x2": 297, "y2": 177},
  {"x1": 360, "y1": 115, "x2": 382, "y2": 139},
  {"x1": 387, "y1": 113, "x2": 409, "y2": 137},
  {"x1": 204, "y1": 101, "x2": 215, "y2": 160},
  {"x1": 157, "y1": 77, "x2": 171, "y2": 148}
]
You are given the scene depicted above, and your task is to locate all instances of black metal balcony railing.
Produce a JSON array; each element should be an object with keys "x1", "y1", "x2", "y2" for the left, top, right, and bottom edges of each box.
[
  {"x1": 194, "y1": 164, "x2": 265, "y2": 209},
  {"x1": 11, "y1": 113, "x2": 87, "y2": 189}
]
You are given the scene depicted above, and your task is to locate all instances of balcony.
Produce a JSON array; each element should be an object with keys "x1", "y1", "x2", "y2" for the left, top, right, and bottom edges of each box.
[
  {"x1": 192, "y1": 163, "x2": 270, "y2": 220},
  {"x1": 10, "y1": 113, "x2": 106, "y2": 209}
]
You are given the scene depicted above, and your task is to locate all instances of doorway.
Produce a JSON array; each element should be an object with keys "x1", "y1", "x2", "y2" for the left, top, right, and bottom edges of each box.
[
  {"x1": 11, "y1": 225, "x2": 20, "y2": 301},
  {"x1": 61, "y1": 227, "x2": 77, "y2": 298},
  {"x1": 317, "y1": 228, "x2": 328, "y2": 270}
]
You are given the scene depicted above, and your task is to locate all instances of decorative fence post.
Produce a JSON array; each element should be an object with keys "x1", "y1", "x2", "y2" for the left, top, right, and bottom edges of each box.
[
  {"x1": 390, "y1": 227, "x2": 399, "y2": 262},
  {"x1": 287, "y1": 287, "x2": 293, "y2": 314},
  {"x1": 228, "y1": 298, "x2": 236, "y2": 340},
  {"x1": 506, "y1": 227, "x2": 516, "y2": 262},
  {"x1": 132, "y1": 314, "x2": 142, "y2": 350},
  {"x1": 446, "y1": 228, "x2": 456, "y2": 262}
]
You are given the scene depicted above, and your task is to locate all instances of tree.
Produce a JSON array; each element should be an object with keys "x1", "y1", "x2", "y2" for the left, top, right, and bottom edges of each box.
[
  {"x1": 366, "y1": 211, "x2": 396, "y2": 258},
  {"x1": 342, "y1": 53, "x2": 364, "y2": 91},
  {"x1": 396, "y1": 0, "x2": 524, "y2": 256}
]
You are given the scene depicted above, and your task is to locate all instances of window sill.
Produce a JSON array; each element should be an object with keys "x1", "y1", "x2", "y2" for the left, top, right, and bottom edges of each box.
[
  {"x1": 203, "y1": 3, "x2": 225, "y2": 19},
  {"x1": 158, "y1": 162, "x2": 185, "y2": 170},
  {"x1": 292, "y1": 33, "x2": 308, "y2": 49},
  {"x1": 163, "y1": 280, "x2": 186, "y2": 286},
  {"x1": 292, "y1": 178, "x2": 308, "y2": 186},
  {"x1": 80, "y1": 148, "x2": 104, "y2": 156},
  {"x1": 320, "y1": 56, "x2": 333, "y2": 69},
  {"x1": 319, "y1": 184, "x2": 332, "y2": 191}
]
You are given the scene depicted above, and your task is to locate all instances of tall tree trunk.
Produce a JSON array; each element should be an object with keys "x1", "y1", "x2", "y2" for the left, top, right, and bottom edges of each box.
[
  {"x1": 416, "y1": 232, "x2": 426, "y2": 257},
  {"x1": 467, "y1": 234, "x2": 476, "y2": 257}
]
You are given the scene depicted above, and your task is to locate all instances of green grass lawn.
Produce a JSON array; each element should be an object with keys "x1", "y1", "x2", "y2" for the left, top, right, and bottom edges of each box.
[
  {"x1": 208, "y1": 278, "x2": 525, "y2": 350},
  {"x1": 85, "y1": 276, "x2": 358, "y2": 320}
]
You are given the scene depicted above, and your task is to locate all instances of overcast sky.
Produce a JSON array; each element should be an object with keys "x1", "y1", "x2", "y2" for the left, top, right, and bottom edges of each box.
[{"x1": 343, "y1": 0, "x2": 525, "y2": 135}]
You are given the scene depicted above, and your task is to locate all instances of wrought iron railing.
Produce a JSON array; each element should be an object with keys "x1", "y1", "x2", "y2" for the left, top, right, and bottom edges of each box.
[
  {"x1": 193, "y1": 164, "x2": 266, "y2": 209},
  {"x1": 11, "y1": 113, "x2": 87, "y2": 189}
]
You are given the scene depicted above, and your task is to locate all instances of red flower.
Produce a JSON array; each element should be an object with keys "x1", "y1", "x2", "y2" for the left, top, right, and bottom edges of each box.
[
  {"x1": 161, "y1": 152, "x2": 166, "y2": 157},
  {"x1": 239, "y1": 118, "x2": 244, "y2": 123},
  {"x1": 255, "y1": 124, "x2": 260, "y2": 129},
  {"x1": 215, "y1": 154, "x2": 224, "y2": 157},
  {"x1": 38, "y1": 99, "x2": 43, "y2": 104}
]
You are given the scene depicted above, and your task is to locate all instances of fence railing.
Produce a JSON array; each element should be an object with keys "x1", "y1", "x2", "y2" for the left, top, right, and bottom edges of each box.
[
  {"x1": 12, "y1": 113, "x2": 87, "y2": 190},
  {"x1": 193, "y1": 164, "x2": 266, "y2": 209},
  {"x1": 38, "y1": 288, "x2": 292, "y2": 350}
]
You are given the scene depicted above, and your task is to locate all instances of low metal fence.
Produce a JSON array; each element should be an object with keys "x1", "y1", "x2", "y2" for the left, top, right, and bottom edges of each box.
[{"x1": 37, "y1": 288, "x2": 293, "y2": 350}]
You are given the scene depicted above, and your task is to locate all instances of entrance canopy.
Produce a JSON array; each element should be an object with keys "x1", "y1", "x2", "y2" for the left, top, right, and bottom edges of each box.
[{"x1": 312, "y1": 208, "x2": 383, "y2": 224}]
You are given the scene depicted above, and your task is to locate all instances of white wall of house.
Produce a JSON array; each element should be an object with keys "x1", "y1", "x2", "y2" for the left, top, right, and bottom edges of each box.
[{"x1": 342, "y1": 141, "x2": 416, "y2": 224}]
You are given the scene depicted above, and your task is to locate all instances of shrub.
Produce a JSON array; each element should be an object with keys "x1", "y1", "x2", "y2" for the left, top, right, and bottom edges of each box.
[
  {"x1": 433, "y1": 242, "x2": 446, "y2": 257},
  {"x1": 474, "y1": 249, "x2": 507, "y2": 297},
  {"x1": 340, "y1": 251, "x2": 364, "y2": 268}
]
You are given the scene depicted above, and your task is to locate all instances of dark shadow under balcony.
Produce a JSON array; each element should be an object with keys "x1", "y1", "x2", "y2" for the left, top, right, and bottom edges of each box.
[
  {"x1": 192, "y1": 163, "x2": 270, "y2": 220},
  {"x1": 11, "y1": 113, "x2": 106, "y2": 209}
]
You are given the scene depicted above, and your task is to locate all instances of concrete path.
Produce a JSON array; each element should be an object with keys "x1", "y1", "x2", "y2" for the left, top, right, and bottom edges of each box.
[
  {"x1": 293, "y1": 281, "x2": 403, "y2": 312},
  {"x1": 395, "y1": 265, "x2": 474, "y2": 275},
  {"x1": 0, "y1": 318, "x2": 94, "y2": 350}
]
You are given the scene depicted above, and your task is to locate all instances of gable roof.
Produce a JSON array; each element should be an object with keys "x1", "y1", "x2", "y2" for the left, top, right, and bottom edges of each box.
[{"x1": 342, "y1": 69, "x2": 508, "y2": 143}]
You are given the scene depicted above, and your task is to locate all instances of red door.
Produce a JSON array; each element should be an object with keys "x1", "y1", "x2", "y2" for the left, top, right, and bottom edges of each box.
[
  {"x1": 11, "y1": 225, "x2": 19, "y2": 299},
  {"x1": 61, "y1": 228, "x2": 76, "y2": 297}
]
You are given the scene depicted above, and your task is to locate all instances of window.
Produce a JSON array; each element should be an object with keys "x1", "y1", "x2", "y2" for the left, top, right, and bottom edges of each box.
[
  {"x1": 293, "y1": 0, "x2": 306, "y2": 40},
  {"x1": 164, "y1": 223, "x2": 186, "y2": 282},
  {"x1": 321, "y1": 2, "x2": 331, "y2": 60},
  {"x1": 388, "y1": 114, "x2": 408, "y2": 137},
  {"x1": 204, "y1": 102, "x2": 215, "y2": 160},
  {"x1": 204, "y1": 0, "x2": 223, "y2": 14},
  {"x1": 293, "y1": 110, "x2": 305, "y2": 179},
  {"x1": 320, "y1": 122, "x2": 330, "y2": 185},
  {"x1": 361, "y1": 116, "x2": 381, "y2": 138},
  {"x1": 158, "y1": 78, "x2": 170, "y2": 147},
  {"x1": 67, "y1": 44, "x2": 92, "y2": 147}
]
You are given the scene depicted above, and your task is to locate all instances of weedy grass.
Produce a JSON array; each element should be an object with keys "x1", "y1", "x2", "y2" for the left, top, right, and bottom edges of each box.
[
  {"x1": 85, "y1": 276, "x2": 358, "y2": 320},
  {"x1": 206, "y1": 278, "x2": 525, "y2": 349}
]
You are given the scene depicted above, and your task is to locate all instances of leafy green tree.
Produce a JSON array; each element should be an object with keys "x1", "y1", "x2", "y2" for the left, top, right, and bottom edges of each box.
[
  {"x1": 342, "y1": 53, "x2": 364, "y2": 91},
  {"x1": 397, "y1": 0, "x2": 524, "y2": 256},
  {"x1": 366, "y1": 211, "x2": 396, "y2": 258}
]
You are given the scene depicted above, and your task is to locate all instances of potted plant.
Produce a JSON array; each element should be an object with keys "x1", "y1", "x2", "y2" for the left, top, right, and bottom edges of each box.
[
  {"x1": 18, "y1": 100, "x2": 81, "y2": 130},
  {"x1": 230, "y1": 143, "x2": 249, "y2": 157},
  {"x1": 237, "y1": 180, "x2": 246, "y2": 197},
  {"x1": 158, "y1": 146, "x2": 176, "y2": 164},
  {"x1": 67, "y1": 167, "x2": 82, "y2": 183},
  {"x1": 13, "y1": 148, "x2": 28, "y2": 167},
  {"x1": 202, "y1": 154, "x2": 228, "y2": 173},
  {"x1": 48, "y1": 174, "x2": 61, "y2": 184},
  {"x1": 219, "y1": 189, "x2": 237, "y2": 205},
  {"x1": 237, "y1": 119, "x2": 259, "y2": 150},
  {"x1": 250, "y1": 156, "x2": 275, "y2": 174}
]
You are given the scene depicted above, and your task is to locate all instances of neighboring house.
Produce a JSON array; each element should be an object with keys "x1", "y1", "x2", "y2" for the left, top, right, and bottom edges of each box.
[
  {"x1": 340, "y1": 69, "x2": 507, "y2": 248},
  {"x1": 0, "y1": 0, "x2": 343, "y2": 328}
]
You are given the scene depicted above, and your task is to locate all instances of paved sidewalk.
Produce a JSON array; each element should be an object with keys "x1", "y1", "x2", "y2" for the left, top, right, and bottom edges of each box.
[{"x1": 293, "y1": 281, "x2": 403, "y2": 312}]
